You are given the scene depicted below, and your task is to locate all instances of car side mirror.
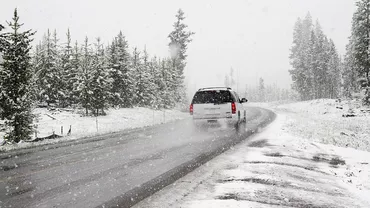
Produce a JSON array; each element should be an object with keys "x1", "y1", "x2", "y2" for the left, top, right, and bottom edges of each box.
[{"x1": 241, "y1": 98, "x2": 248, "y2": 103}]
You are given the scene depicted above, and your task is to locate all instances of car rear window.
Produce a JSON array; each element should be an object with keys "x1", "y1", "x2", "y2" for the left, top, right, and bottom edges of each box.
[{"x1": 192, "y1": 90, "x2": 234, "y2": 104}]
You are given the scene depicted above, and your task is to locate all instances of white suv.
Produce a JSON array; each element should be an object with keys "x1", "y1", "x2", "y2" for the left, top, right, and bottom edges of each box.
[{"x1": 190, "y1": 87, "x2": 247, "y2": 128}]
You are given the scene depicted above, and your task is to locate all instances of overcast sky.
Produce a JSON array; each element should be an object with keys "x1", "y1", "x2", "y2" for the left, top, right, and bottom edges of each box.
[{"x1": 1, "y1": 0, "x2": 356, "y2": 95}]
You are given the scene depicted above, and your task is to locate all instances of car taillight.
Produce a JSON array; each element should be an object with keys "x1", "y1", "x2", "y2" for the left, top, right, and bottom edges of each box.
[
  {"x1": 190, "y1": 104, "x2": 193, "y2": 115},
  {"x1": 231, "y1": 102, "x2": 236, "y2": 114}
]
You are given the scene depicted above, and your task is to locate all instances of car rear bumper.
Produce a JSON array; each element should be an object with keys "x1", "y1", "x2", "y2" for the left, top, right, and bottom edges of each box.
[{"x1": 192, "y1": 115, "x2": 238, "y2": 125}]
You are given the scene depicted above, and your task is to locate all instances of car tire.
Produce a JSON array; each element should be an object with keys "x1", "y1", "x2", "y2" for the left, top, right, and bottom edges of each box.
[{"x1": 234, "y1": 111, "x2": 241, "y2": 129}]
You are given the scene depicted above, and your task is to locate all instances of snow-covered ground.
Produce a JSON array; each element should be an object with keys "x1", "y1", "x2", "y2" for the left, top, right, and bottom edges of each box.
[
  {"x1": 135, "y1": 100, "x2": 370, "y2": 208},
  {"x1": 0, "y1": 107, "x2": 188, "y2": 151},
  {"x1": 271, "y1": 99, "x2": 370, "y2": 152}
]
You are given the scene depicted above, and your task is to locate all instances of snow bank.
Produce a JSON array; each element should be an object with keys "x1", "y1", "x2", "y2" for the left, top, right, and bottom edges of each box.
[{"x1": 0, "y1": 107, "x2": 189, "y2": 151}]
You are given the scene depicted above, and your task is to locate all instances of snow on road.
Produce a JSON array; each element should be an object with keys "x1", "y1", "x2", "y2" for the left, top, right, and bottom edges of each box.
[
  {"x1": 0, "y1": 107, "x2": 188, "y2": 151},
  {"x1": 135, "y1": 100, "x2": 370, "y2": 208}
]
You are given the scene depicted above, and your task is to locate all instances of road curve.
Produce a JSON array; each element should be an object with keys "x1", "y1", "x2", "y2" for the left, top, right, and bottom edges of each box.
[{"x1": 0, "y1": 107, "x2": 275, "y2": 208}]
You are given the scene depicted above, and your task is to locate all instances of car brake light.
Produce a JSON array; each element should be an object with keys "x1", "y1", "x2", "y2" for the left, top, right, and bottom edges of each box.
[
  {"x1": 231, "y1": 102, "x2": 236, "y2": 114},
  {"x1": 190, "y1": 104, "x2": 193, "y2": 115}
]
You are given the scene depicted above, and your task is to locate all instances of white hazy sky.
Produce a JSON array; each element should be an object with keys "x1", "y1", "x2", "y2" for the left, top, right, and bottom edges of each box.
[{"x1": 1, "y1": 0, "x2": 356, "y2": 94}]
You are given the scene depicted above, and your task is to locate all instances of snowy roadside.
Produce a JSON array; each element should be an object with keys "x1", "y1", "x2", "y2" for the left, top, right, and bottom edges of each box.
[
  {"x1": 0, "y1": 107, "x2": 189, "y2": 152},
  {"x1": 272, "y1": 99, "x2": 370, "y2": 152},
  {"x1": 135, "y1": 102, "x2": 370, "y2": 208}
]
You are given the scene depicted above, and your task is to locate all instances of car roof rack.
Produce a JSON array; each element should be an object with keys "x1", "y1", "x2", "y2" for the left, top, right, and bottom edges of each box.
[{"x1": 198, "y1": 87, "x2": 232, "y2": 91}]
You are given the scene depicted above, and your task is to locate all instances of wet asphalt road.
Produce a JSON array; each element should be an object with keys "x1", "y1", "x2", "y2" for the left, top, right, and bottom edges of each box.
[{"x1": 0, "y1": 107, "x2": 275, "y2": 208}]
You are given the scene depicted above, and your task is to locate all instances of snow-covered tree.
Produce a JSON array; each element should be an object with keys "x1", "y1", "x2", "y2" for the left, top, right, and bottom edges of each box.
[
  {"x1": 0, "y1": 24, "x2": 5, "y2": 52},
  {"x1": 349, "y1": 0, "x2": 370, "y2": 104},
  {"x1": 289, "y1": 16, "x2": 312, "y2": 100},
  {"x1": 159, "y1": 58, "x2": 176, "y2": 108},
  {"x1": 290, "y1": 13, "x2": 341, "y2": 100},
  {"x1": 0, "y1": 22, "x2": 6, "y2": 117},
  {"x1": 107, "y1": 31, "x2": 134, "y2": 107},
  {"x1": 148, "y1": 56, "x2": 161, "y2": 109},
  {"x1": 35, "y1": 29, "x2": 62, "y2": 106},
  {"x1": 0, "y1": 9, "x2": 35, "y2": 142},
  {"x1": 60, "y1": 29, "x2": 76, "y2": 107},
  {"x1": 168, "y1": 9, "x2": 194, "y2": 106},
  {"x1": 31, "y1": 42, "x2": 42, "y2": 90},
  {"x1": 75, "y1": 37, "x2": 93, "y2": 115},
  {"x1": 89, "y1": 37, "x2": 112, "y2": 115},
  {"x1": 343, "y1": 36, "x2": 359, "y2": 97},
  {"x1": 132, "y1": 47, "x2": 143, "y2": 105},
  {"x1": 133, "y1": 47, "x2": 155, "y2": 106},
  {"x1": 0, "y1": 24, "x2": 3, "y2": 116},
  {"x1": 51, "y1": 30, "x2": 66, "y2": 107},
  {"x1": 312, "y1": 22, "x2": 327, "y2": 99},
  {"x1": 70, "y1": 40, "x2": 81, "y2": 105},
  {"x1": 327, "y1": 40, "x2": 341, "y2": 98}
]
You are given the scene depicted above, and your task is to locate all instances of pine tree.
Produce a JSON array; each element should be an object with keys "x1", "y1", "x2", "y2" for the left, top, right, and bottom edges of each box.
[
  {"x1": 349, "y1": 0, "x2": 370, "y2": 104},
  {"x1": 51, "y1": 29, "x2": 65, "y2": 107},
  {"x1": 290, "y1": 14, "x2": 341, "y2": 101},
  {"x1": 107, "y1": 38, "x2": 118, "y2": 106},
  {"x1": 35, "y1": 29, "x2": 60, "y2": 106},
  {"x1": 89, "y1": 37, "x2": 112, "y2": 115},
  {"x1": 312, "y1": 22, "x2": 327, "y2": 98},
  {"x1": 132, "y1": 47, "x2": 143, "y2": 106},
  {"x1": 302, "y1": 14, "x2": 314, "y2": 100},
  {"x1": 0, "y1": 24, "x2": 5, "y2": 52},
  {"x1": 148, "y1": 56, "x2": 161, "y2": 109},
  {"x1": 60, "y1": 29, "x2": 75, "y2": 107},
  {"x1": 108, "y1": 31, "x2": 134, "y2": 107},
  {"x1": 0, "y1": 23, "x2": 5, "y2": 117},
  {"x1": 168, "y1": 9, "x2": 194, "y2": 106},
  {"x1": 160, "y1": 58, "x2": 176, "y2": 108},
  {"x1": 70, "y1": 40, "x2": 81, "y2": 105},
  {"x1": 0, "y1": 9, "x2": 35, "y2": 142},
  {"x1": 343, "y1": 37, "x2": 358, "y2": 97},
  {"x1": 30, "y1": 42, "x2": 43, "y2": 103},
  {"x1": 289, "y1": 16, "x2": 313, "y2": 100},
  {"x1": 75, "y1": 37, "x2": 93, "y2": 115},
  {"x1": 327, "y1": 40, "x2": 341, "y2": 98},
  {"x1": 134, "y1": 47, "x2": 155, "y2": 106}
]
